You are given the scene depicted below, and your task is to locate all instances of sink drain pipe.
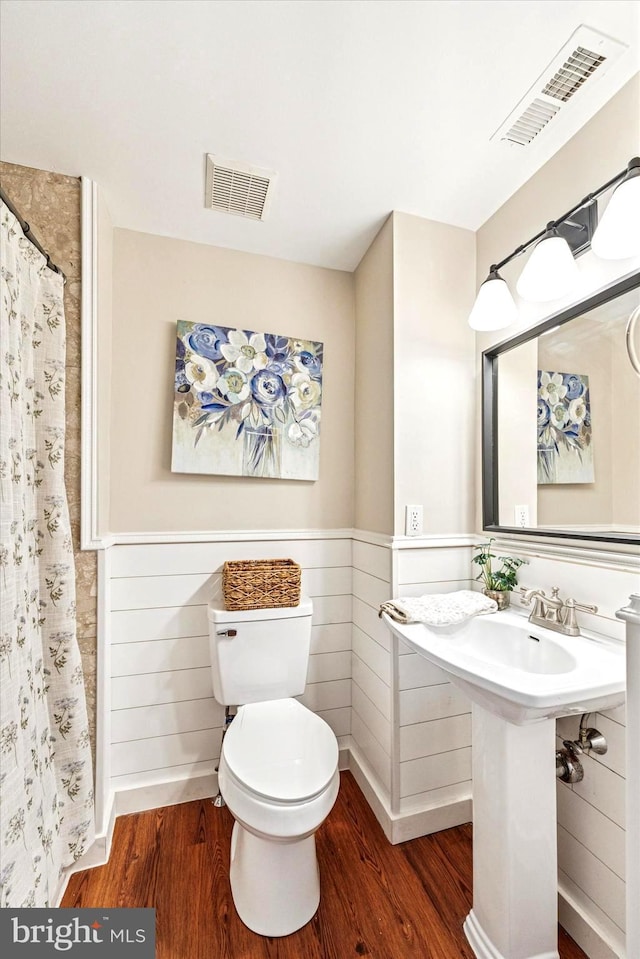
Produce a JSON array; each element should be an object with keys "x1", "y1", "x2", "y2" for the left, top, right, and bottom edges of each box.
[{"x1": 555, "y1": 713, "x2": 608, "y2": 784}]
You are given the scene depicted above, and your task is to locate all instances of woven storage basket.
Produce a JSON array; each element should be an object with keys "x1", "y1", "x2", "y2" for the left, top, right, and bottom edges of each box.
[{"x1": 222, "y1": 558, "x2": 301, "y2": 611}]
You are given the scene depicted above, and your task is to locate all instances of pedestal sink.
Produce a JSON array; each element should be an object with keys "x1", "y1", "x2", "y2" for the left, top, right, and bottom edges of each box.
[{"x1": 382, "y1": 608, "x2": 625, "y2": 959}]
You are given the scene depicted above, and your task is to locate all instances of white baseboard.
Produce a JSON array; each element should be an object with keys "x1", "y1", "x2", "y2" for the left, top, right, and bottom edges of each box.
[
  {"x1": 116, "y1": 769, "x2": 218, "y2": 817},
  {"x1": 348, "y1": 744, "x2": 471, "y2": 845},
  {"x1": 558, "y1": 876, "x2": 625, "y2": 959},
  {"x1": 393, "y1": 794, "x2": 472, "y2": 844},
  {"x1": 348, "y1": 744, "x2": 394, "y2": 842}
]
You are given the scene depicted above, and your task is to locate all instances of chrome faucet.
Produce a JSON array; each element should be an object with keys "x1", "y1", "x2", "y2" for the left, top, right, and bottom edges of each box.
[{"x1": 519, "y1": 586, "x2": 598, "y2": 636}]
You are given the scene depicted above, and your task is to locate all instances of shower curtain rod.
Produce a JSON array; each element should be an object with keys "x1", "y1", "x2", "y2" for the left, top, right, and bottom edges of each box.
[{"x1": 0, "y1": 185, "x2": 66, "y2": 279}]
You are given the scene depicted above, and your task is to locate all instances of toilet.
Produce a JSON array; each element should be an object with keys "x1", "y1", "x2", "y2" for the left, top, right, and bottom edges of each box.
[{"x1": 208, "y1": 598, "x2": 340, "y2": 937}]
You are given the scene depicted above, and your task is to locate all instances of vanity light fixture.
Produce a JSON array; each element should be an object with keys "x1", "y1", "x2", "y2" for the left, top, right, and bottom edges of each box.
[
  {"x1": 516, "y1": 223, "x2": 580, "y2": 302},
  {"x1": 469, "y1": 156, "x2": 640, "y2": 330},
  {"x1": 468, "y1": 267, "x2": 519, "y2": 331},
  {"x1": 591, "y1": 157, "x2": 640, "y2": 260}
]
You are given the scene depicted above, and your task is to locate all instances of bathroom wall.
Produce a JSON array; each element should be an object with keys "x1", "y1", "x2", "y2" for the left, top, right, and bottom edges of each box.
[
  {"x1": 475, "y1": 74, "x2": 640, "y2": 959},
  {"x1": 109, "y1": 228, "x2": 355, "y2": 533},
  {"x1": 0, "y1": 160, "x2": 98, "y2": 765},
  {"x1": 100, "y1": 228, "x2": 356, "y2": 812},
  {"x1": 392, "y1": 212, "x2": 476, "y2": 536},
  {"x1": 350, "y1": 209, "x2": 477, "y2": 841},
  {"x1": 354, "y1": 216, "x2": 394, "y2": 536},
  {"x1": 101, "y1": 203, "x2": 479, "y2": 843}
]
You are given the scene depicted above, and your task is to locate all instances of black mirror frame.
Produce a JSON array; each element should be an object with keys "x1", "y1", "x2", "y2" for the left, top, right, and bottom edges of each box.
[{"x1": 482, "y1": 269, "x2": 640, "y2": 546}]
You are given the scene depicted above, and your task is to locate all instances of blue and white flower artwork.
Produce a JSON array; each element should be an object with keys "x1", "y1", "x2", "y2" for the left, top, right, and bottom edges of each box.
[
  {"x1": 537, "y1": 370, "x2": 594, "y2": 484},
  {"x1": 172, "y1": 321, "x2": 323, "y2": 480}
]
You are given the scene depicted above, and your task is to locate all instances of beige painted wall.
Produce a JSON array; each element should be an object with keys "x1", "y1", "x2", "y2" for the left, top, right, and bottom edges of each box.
[
  {"x1": 110, "y1": 228, "x2": 355, "y2": 532},
  {"x1": 475, "y1": 74, "x2": 640, "y2": 532},
  {"x1": 392, "y1": 212, "x2": 476, "y2": 536},
  {"x1": 354, "y1": 216, "x2": 394, "y2": 535}
]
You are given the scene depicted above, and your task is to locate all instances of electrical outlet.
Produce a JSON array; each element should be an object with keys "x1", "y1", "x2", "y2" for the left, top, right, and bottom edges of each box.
[
  {"x1": 405, "y1": 505, "x2": 423, "y2": 536},
  {"x1": 514, "y1": 505, "x2": 530, "y2": 528}
]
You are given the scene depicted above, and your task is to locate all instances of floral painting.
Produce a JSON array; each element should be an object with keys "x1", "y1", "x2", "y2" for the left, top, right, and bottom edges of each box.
[
  {"x1": 172, "y1": 322, "x2": 323, "y2": 480},
  {"x1": 537, "y1": 370, "x2": 594, "y2": 484}
]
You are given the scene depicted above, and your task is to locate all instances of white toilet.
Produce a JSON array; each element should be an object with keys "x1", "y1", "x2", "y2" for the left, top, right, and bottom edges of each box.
[{"x1": 208, "y1": 597, "x2": 340, "y2": 937}]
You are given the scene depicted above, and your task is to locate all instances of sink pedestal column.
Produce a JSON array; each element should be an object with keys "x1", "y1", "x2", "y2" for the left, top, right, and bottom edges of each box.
[{"x1": 464, "y1": 704, "x2": 560, "y2": 959}]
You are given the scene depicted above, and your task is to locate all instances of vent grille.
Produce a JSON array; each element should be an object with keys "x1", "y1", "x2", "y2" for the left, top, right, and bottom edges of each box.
[
  {"x1": 503, "y1": 98, "x2": 562, "y2": 146},
  {"x1": 205, "y1": 156, "x2": 276, "y2": 221},
  {"x1": 491, "y1": 26, "x2": 626, "y2": 148},
  {"x1": 542, "y1": 46, "x2": 606, "y2": 102}
]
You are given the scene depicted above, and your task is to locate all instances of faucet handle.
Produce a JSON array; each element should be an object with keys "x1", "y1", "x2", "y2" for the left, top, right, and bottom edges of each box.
[
  {"x1": 563, "y1": 597, "x2": 598, "y2": 632},
  {"x1": 565, "y1": 598, "x2": 598, "y2": 614}
]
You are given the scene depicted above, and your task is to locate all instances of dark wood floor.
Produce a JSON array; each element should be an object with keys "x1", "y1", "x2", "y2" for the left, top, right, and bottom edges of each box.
[{"x1": 63, "y1": 771, "x2": 587, "y2": 959}]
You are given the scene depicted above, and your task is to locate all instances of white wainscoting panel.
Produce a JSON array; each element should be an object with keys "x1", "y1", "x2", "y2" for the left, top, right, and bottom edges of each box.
[
  {"x1": 109, "y1": 538, "x2": 353, "y2": 800},
  {"x1": 392, "y1": 543, "x2": 473, "y2": 824},
  {"x1": 350, "y1": 540, "x2": 393, "y2": 806},
  {"x1": 390, "y1": 545, "x2": 473, "y2": 832}
]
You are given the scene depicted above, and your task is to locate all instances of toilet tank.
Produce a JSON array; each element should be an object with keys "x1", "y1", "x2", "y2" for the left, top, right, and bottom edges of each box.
[{"x1": 208, "y1": 598, "x2": 313, "y2": 705}]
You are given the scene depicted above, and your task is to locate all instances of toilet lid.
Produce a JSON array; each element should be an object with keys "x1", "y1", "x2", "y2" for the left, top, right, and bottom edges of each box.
[{"x1": 222, "y1": 698, "x2": 339, "y2": 803}]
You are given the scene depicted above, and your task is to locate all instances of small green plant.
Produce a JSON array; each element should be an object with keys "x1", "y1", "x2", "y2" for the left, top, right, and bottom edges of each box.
[{"x1": 472, "y1": 538, "x2": 526, "y2": 592}]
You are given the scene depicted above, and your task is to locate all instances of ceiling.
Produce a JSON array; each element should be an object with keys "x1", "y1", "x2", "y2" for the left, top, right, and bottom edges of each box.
[{"x1": 1, "y1": 0, "x2": 638, "y2": 271}]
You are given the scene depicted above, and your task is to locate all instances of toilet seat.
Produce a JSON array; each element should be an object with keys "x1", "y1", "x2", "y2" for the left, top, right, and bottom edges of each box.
[{"x1": 222, "y1": 698, "x2": 338, "y2": 803}]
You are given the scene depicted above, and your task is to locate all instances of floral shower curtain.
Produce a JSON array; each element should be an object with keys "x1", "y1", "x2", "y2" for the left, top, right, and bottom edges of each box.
[{"x1": 0, "y1": 201, "x2": 94, "y2": 906}]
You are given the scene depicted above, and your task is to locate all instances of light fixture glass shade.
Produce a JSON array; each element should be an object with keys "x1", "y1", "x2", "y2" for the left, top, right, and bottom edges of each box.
[
  {"x1": 516, "y1": 228, "x2": 580, "y2": 302},
  {"x1": 468, "y1": 270, "x2": 519, "y2": 331},
  {"x1": 591, "y1": 165, "x2": 640, "y2": 260}
]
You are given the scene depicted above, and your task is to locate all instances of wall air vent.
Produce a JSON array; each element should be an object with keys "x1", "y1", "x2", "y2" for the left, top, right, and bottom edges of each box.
[
  {"x1": 205, "y1": 155, "x2": 277, "y2": 221},
  {"x1": 491, "y1": 25, "x2": 627, "y2": 147}
]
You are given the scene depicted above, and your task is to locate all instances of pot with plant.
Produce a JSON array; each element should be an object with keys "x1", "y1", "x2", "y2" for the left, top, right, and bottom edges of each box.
[{"x1": 472, "y1": 538, "x2": 526, "y2": 610}]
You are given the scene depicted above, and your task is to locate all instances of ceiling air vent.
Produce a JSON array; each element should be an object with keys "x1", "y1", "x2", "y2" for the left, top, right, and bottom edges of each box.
[
  {"x1": 542, "y1": 46, "x2": 607, "y2": 102},
  {"x1": 492, "y1": 25, "x2": 627, "y2": 147},
  {"x1": 205, "y1": 155, "x2": 277, "y2": 221}
]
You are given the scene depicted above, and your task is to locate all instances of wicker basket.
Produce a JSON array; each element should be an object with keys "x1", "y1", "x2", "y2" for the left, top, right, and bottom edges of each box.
[{"x1": 222, "y1": 558, "x2": 301, "y2": 611}]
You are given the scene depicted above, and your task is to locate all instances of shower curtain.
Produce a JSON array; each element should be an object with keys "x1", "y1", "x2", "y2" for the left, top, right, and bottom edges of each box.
[{"x1": 0, "y1": 201, "x2": 95, "y2": 906}]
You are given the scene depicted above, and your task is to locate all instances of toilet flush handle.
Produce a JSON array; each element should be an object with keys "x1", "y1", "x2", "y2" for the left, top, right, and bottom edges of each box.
[{"x1": 217, "y1": 629, "x2": 237, "y2": 637}]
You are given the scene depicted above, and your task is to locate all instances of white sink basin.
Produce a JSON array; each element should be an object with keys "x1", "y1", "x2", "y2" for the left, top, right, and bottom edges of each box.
[{"x1": 384, "y1": 608, "x2": 625, "y2": 724}]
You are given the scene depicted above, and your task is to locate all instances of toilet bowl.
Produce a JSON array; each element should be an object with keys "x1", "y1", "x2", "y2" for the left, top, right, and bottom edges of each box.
[
  {"x1": 208, "y1": 598, "x2": 340, "y2": 936},
  {"x1": 218, "y1": 697, "x2": 339, "y2": 936}
]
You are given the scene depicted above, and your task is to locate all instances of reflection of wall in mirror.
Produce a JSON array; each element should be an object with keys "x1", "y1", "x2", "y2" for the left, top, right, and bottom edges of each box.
[
  {"x1": 498, "y1": 341, "x2": 538, "y2": 527},
  {"x1": 612, "y1": 316, "x2": 640, "y2": 529}
]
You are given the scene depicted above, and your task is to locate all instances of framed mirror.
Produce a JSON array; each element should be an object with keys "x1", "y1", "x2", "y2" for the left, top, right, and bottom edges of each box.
[{"x1": 482, "y1": 270, "x2": 640, "y2": 545}]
